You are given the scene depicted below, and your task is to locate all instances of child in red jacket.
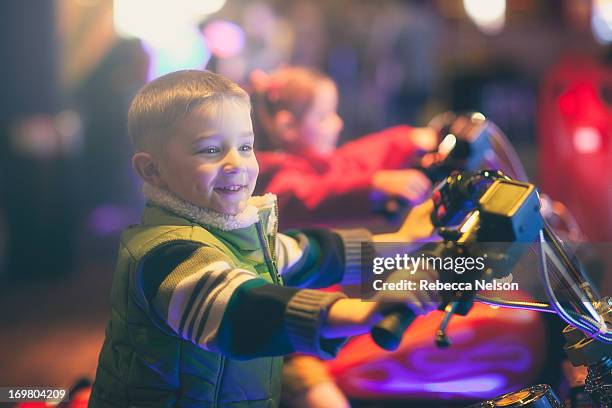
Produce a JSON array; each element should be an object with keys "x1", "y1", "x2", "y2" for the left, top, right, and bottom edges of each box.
[
  {"x1": 250, "y1": 67, "x2": 439, "y2": 407},
  {"x1": 251, "y1": 66, "x2": 437, "y2": 228}
]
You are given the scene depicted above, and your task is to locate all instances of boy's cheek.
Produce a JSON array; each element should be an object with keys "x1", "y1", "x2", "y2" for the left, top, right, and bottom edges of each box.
[
  {"x1": 250, "y1": 167, "x2": 259, "y2": 183},
  {"x1": 249, "y1": 159, "x2": 260, "y2": 182}
]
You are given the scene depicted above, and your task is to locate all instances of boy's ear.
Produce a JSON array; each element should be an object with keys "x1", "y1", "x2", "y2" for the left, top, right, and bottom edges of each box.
[
  {"x1": 132, "y1": 152, "x2": 166, "y2": 187},
  {"x1": 274, "y1": 110, "x2": 299, "y2": 143}
]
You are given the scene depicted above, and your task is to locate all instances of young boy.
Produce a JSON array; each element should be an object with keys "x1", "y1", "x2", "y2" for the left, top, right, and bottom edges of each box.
[{"x1": 89, "y1": 70, "x2": 436, "y2": 408}]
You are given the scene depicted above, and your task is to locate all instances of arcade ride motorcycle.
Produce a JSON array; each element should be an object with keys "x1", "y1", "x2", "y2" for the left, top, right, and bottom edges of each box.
[
  {"x1": 369, "y1": 168, "x2": 611, "y2": 407},
  {"x1": 364, "y1": 113, "x2": 612, "y2": 406},
  {"x1": 328, "y1": 112, "x2": 600, "y2": 406}
]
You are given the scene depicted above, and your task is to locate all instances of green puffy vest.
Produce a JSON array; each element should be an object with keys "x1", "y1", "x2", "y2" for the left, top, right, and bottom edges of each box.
[{"x1": 89, "y1": 204, "x2": 283, "y2": 408}]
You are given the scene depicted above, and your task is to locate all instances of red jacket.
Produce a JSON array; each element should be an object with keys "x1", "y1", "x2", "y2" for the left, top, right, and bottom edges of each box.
[{"x1": 255, "y1": 125, "x2": 421, "y2": 228}]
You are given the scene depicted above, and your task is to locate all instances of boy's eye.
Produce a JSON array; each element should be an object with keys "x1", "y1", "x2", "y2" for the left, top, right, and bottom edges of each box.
[
  {"x1": 198, "y1": 146, "x2": 221, "y2": 154},
  {"x1": 239, "y1": 144, "x2": 253, "y2": 152}
]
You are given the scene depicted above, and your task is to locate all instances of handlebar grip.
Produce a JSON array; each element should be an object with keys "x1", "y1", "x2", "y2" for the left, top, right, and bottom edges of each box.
[{"x1": 371, "y1": 304, "x2": 417, "y2": 351}]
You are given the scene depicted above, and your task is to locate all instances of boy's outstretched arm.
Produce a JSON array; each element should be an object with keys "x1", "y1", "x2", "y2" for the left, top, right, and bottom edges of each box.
[
  {"x1": 136, "y1": 239, "x2": 354, "y2": 361},
  {"x1": 134, "y1": 200, "x2": 437, "y2": 361}
]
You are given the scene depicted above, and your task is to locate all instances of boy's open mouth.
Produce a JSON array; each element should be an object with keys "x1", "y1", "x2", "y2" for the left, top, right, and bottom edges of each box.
[{"x1": 214, "y1": 185, "x2": 247, "y2": 194}]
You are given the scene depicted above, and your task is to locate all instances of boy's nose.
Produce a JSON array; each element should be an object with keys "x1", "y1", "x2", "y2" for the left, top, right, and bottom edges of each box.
[
  {"x1": 337, "y1": 115, "x2": 344, "y2": 132},
  {"x1": 222, "y1": 149, "x2": 243, "y2": 173}
]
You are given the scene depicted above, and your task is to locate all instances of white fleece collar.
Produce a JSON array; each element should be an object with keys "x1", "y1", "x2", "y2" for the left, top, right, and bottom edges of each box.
[{"x1": 143, "y1": 183, "x2": 277, "y2": 231}]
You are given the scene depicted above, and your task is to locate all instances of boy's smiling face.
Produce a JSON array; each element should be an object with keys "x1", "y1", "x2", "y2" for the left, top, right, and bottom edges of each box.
[{"x1": 156, "y1": 98, "x2": 259, "y2": 215}]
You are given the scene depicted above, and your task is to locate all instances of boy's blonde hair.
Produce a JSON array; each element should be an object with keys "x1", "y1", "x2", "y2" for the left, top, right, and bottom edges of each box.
[{"x1": 128, "y1": 70, "x2": 250, "y2": 153}]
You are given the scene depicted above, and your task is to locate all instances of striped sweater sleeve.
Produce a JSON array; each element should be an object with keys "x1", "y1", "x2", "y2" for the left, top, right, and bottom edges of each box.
[
  {"x1": 276, "y1": 228, "x2": 374, "y2": 288},
  {"x1": 137, "y1": 241, "x2": 347, "y2": 359}
]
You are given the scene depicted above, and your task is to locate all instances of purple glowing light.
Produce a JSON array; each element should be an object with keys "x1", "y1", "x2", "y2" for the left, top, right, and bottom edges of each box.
[
  {"x1": 202, "y1": 20, "x2": 245, "y2": 59},
  {"x1": 408, "y1": 335, "x2": 534, "y2": 375},
  {"x1": 343, "y1": 361, "x2": 508, "y2": 398},
  {"x1": 423, "y1": 375, "x2": 506, "y2": 394},
  {"x1": 339, "y1": 335, "x2": 533, "y2": 399}
]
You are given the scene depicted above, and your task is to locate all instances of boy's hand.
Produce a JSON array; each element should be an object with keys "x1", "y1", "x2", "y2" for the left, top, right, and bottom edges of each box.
[
  {"x1": 372, "y1": 169, "x2": 432, "y2": 206},
  {"x1": 321, "y1": 267, "x2": 440, "y2": 338}
]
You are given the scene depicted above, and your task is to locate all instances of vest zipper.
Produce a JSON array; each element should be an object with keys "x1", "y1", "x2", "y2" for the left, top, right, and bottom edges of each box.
[
  {"x1": 255, "y1": 221, "x2": 280, "y2": 285},
  {"x1": 212, "y1": 355, "x2": 225, "y2": 407}
]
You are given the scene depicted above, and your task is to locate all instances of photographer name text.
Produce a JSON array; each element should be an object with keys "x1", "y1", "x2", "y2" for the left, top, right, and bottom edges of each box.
[{"x1": 372, "y1": 279, "x2": 519, "y2": 291}]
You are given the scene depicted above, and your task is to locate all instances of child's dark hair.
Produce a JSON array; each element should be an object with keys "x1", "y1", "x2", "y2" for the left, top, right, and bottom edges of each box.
[
  {"x1": 250, "y1": 66, "x2": 331, "y2": 151},
  {"x1": 128, "y1": 70, "x2": 250, "y2": 152}
]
